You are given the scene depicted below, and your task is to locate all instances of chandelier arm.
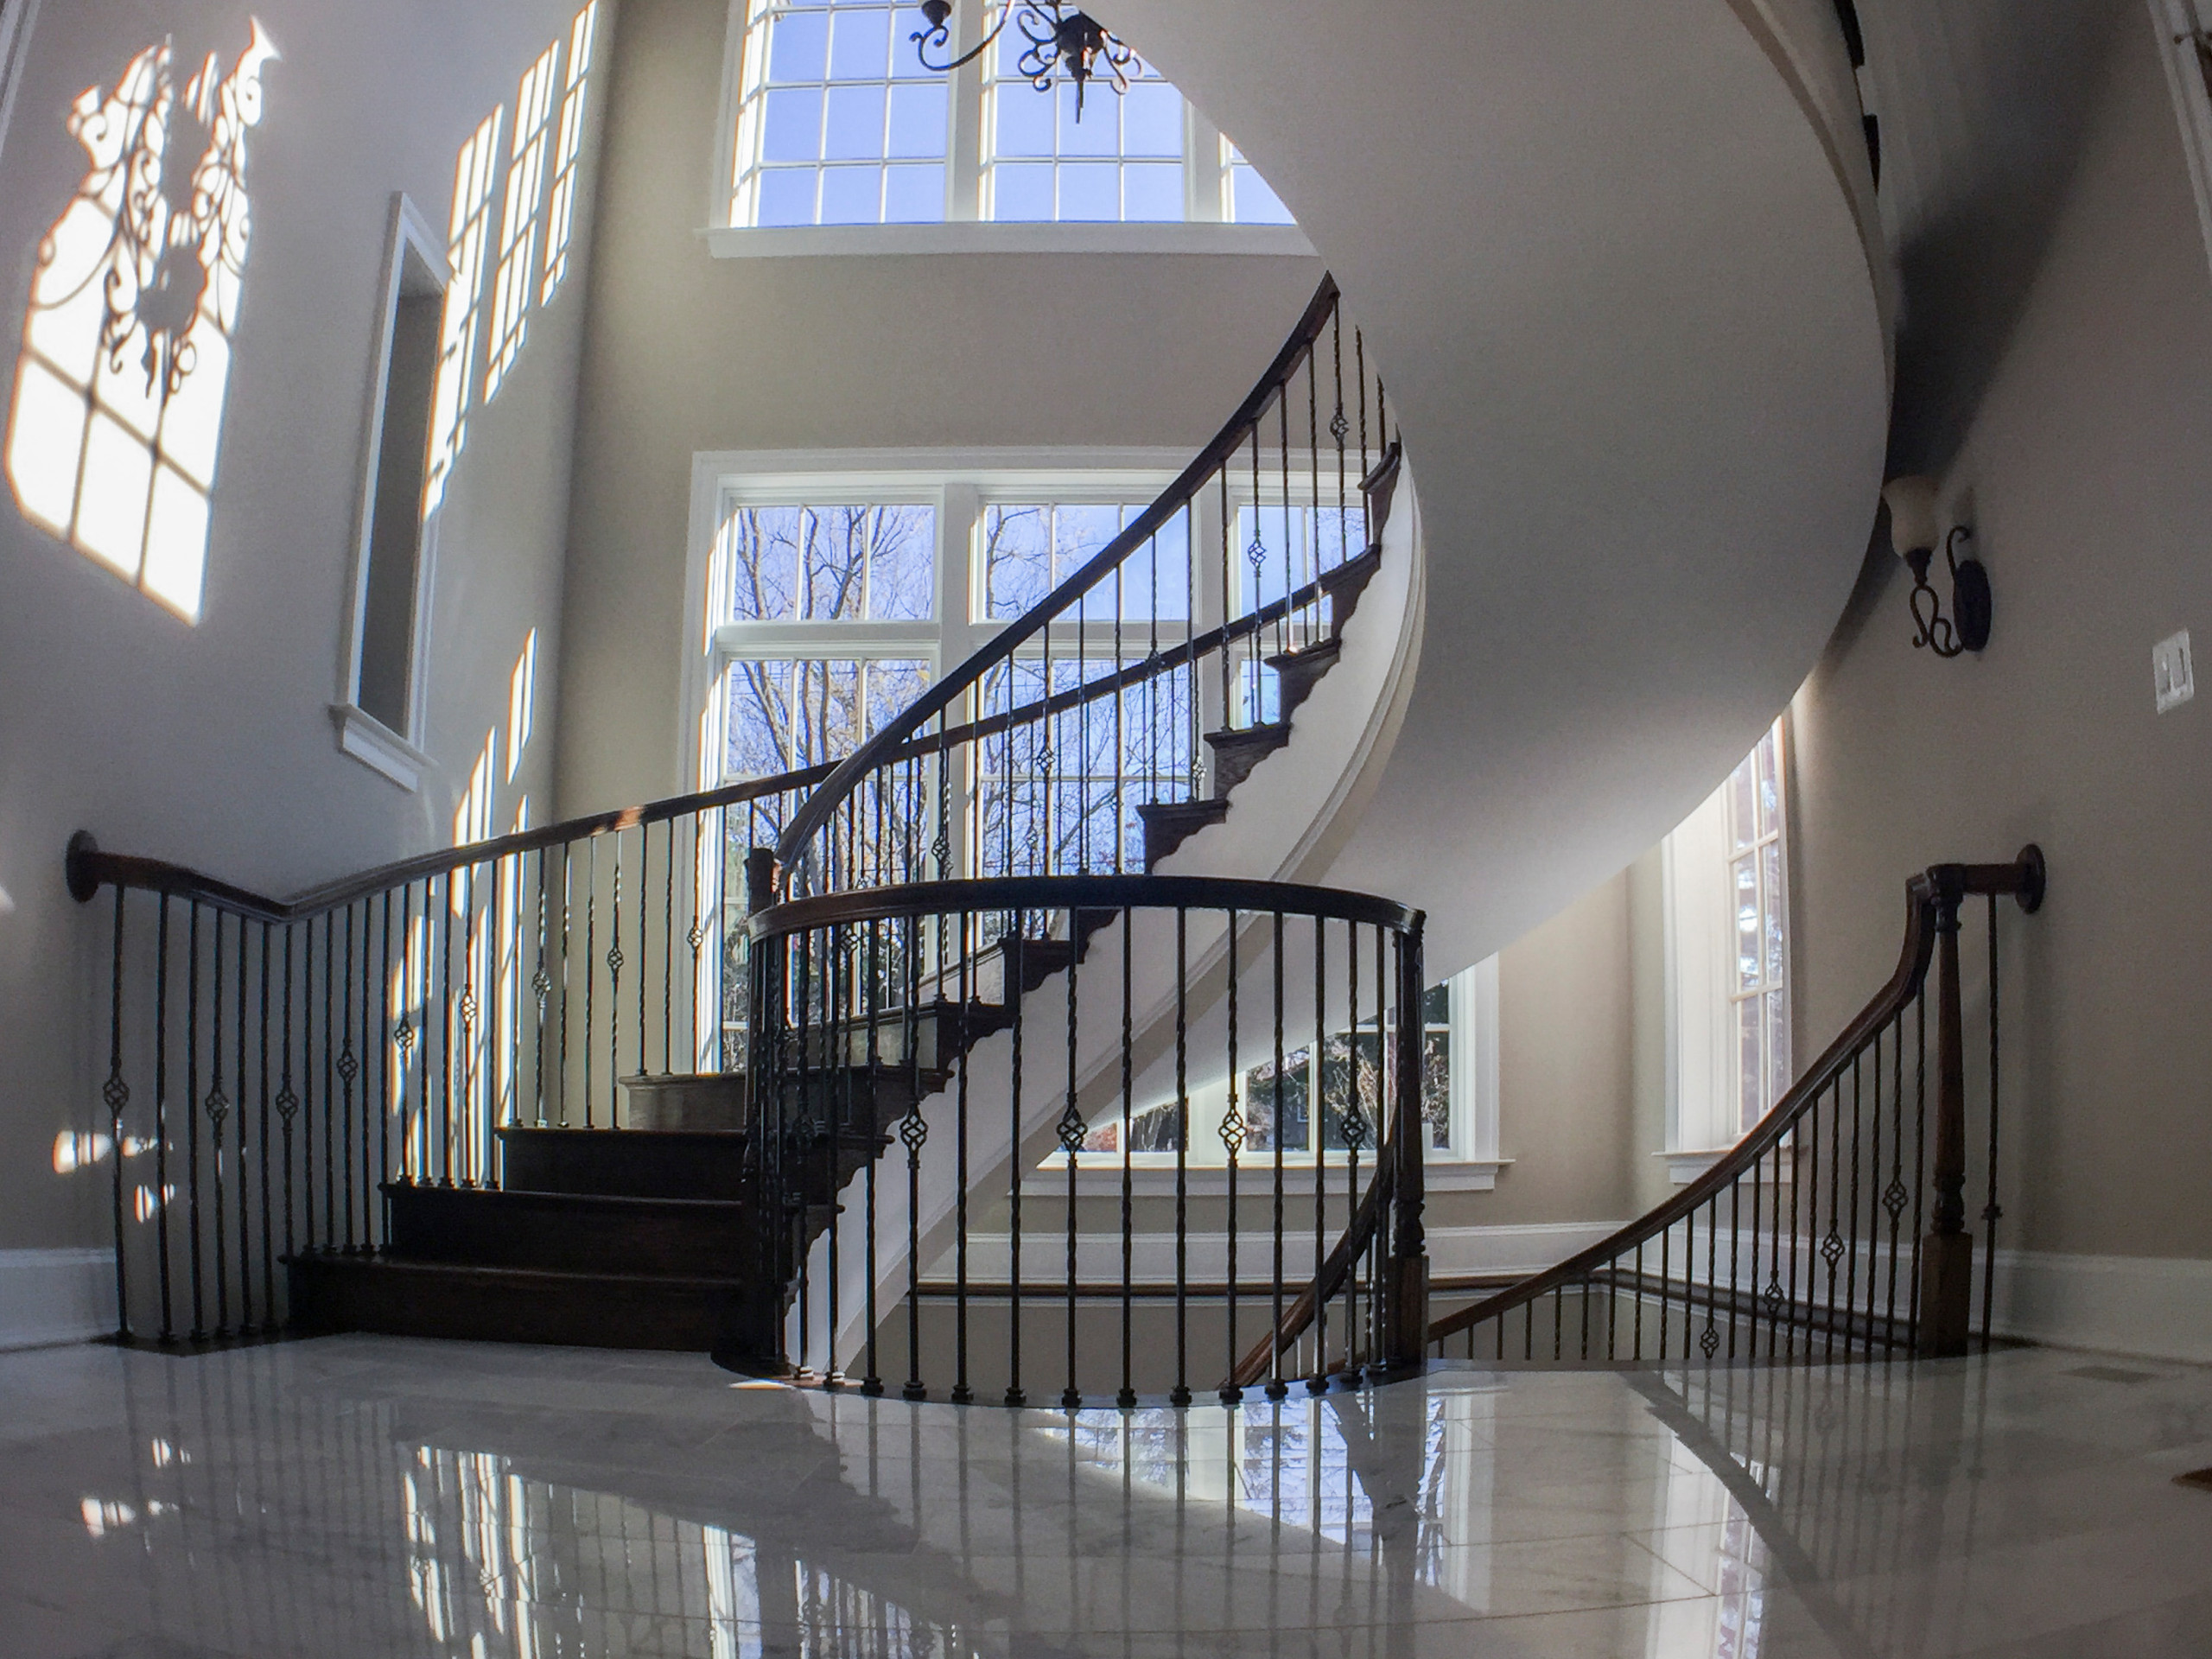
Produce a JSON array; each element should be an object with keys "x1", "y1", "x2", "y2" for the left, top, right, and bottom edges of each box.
[{"x1": 912, "y1": 7, "x2": 1013, "y2": 75}]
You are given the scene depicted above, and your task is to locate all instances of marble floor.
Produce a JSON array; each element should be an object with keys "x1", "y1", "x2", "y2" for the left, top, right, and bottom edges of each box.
[{"x1": 3, "y1": 1338, "x2": 2211, "y2": 1657}]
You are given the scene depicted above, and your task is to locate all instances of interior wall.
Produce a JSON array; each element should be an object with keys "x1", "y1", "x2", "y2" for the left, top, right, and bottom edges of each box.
[
  {"x1": 0, "y1": 0, "x2": 607, "y2": 1255},
  {"x1": 1792, "y1": 8, "x2": 2212, "y2": 1262},
  {"x1": 553, "y1": 0, "x2": 1325, "y2": 815}
]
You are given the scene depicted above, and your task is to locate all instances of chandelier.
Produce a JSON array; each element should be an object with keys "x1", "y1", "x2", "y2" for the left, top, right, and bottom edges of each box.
[{"x1": 910, "y1": 1, "x2": 1139, "y2": 120}]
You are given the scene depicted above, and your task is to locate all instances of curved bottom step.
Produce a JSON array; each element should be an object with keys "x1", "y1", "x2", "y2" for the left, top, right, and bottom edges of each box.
[{"x1": 288, "y1": 1254, "x2": 760, "y2": 1351}]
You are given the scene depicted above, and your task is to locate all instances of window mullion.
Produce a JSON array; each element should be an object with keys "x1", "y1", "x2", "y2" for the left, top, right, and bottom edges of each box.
[{"x1": 948, "y1": 4, "x2": 984, "y2": 219}]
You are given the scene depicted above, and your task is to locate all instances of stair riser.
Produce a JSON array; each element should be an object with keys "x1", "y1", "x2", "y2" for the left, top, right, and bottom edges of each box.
[
  {"x1": 288, "y1": 1257, "x2": 761, "y2": 1351},
  {"x1": 500, "y1": 1130, "x2": 751, "y2": 1200},
  {"x1": 387, "y1": 1186, "x2": 757, "y2": 1278}
]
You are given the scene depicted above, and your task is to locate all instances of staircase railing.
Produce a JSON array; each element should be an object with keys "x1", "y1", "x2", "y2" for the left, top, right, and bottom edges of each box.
[
  {"x1": 737, "y1": 874, "x2": 1430, "y2": 1403},
  {"x1": 62, "y1": 760, "x2": 834, "y2": 1344},
  {"x1": 767, "y1": 273, "x2": 1401, "y2": 903},
  {"x1": 1426, "y1": 848, "x2": 2045, "y2": 1366}
]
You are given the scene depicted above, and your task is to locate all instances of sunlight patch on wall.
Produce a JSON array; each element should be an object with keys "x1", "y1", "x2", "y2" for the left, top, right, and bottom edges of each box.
[
  {"x1": 5, "y1": 22, "x2": 277, "y2": 622},
  {"x1": 541, "y1": 3, "x2": 600, "y2": 303},
  {"x1": 422, "y1": 107, "x2": 505, "y2": 518},
  {"x1": 483, "y1": 41, "x2": 559, "y2": 401},
  {"x1": 505, "y1": 626, "x2": 537, "y2": 781}
]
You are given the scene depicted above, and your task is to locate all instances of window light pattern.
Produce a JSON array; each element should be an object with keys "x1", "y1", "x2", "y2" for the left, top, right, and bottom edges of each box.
[
  {"x1": 732, "y1": 0, "x2": 948, "y2": 226},
  {"x1": 540, "y1": 2, "x2": 600, "y2": 302},
  {"x1": 982, "y1": 27, "x2": 1180, "y2": 221},
  {"x1": 422, "y1": 107, "x2": 505, "y2": 517},
  {"x1": 5, "y1": 22, "x2": 278, "y2": 622},
  {"x1": 483, "y1": 41, "x2": 561, "y2": 401}
]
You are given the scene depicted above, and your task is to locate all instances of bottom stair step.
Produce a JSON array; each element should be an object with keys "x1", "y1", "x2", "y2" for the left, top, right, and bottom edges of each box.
[{"x1": 288, "y1": 1254, "x2": 764, "y2": 1351}]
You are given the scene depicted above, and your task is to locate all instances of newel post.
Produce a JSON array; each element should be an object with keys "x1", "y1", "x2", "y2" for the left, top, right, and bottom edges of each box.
[
  {"x1": 1384, "y1": 913, "x2": 1430, "y2": 1370},
  {"x1": 1919, "y1": 868, "x2": 1973, "y2": 1357}
]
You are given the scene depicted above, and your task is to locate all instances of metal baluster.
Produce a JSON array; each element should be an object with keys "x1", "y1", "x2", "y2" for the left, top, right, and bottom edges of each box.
[
  {"x1": 322, "y1": 914, "x2": 336, "y2": 1239},
  {"x1": 1341, "y1": 922, "x2": 1363, "y2": 1376},
  {"x1": 1885, "y1": 1008, "x2": 1906, "y2": 1338},
  {"x1": 234, "y1": 912, "x2": 254, "y2": 1331},
  {"x1": 1219, "y1": 907, "x2": 1243, "y2": 1404},
  {"x1": 952, "y1": 909, "x2": 972, "y2": 1405},
  {"x1": 823, "y1": 920, "x2": 844, "y2": 1387},
  {"x1": 1632, "y1": 1239, "x2": 1644, "y2": 1359},
  {"x1": 1355, "y1": 328, "x2": 1370, "y2": 542},
  {"x1": 257, "y1": 920, "x2": 275, "y2": 1319},
  {"x1": 279, "y1": 924, "x2": 299, "y2": 1281},
  {"x1": 1982, "y1": 893, "x2": 2002, "y2": 1347},
  {"x1": 1847, "y1": 1052, "x2": 1864, "y2": 1344},
  {"x1": 153, "y1": 894, "x2": 175, "y2": 1341},
  {"x1": 1268, "y1": 911, "x2": 1287, "y2": 1398},
  {"x1": 1310, "y1": 915, "x2": 1328, "y2": 1391},
  {"x1": 1172, "y1": 905, "x2": 1191, "y2": 1408},
  {"x1": 1005, "y1": 918, "x2": 1026, "y2": 1406},
  {"x1": 186, "y1": 902, "x2": 207, "y2": 1344},
  {"x1": 1217, "y1": 465, "x2": 1232, "y2": 751},
  {"x1": 794, "y1": 922, "x2": 814, "y2": 1377},
  {"x1": 583, "y1": 841, "x2": 596, "y2": 1128},
  {"x1": 207, "y1": 912, "x2": 231, "y2": 1334},
  {"x1": 101, "y1": 887, "x2": 131, "y2": 1339},
  {"x1": 900, "y1": 917, "x2": 928, "y2": 1402},
  {"x1": 1060, "y1": 905, "x2": 1084, "y2": 1411},
  {"x1": 1117, "y1": 905, "x2": 1136, "y2": 1409},
  {"x1": 340, "y1": 908, "x2": 357, "y2": 1250},
  {"x1": 609, "y1": 837, "x2": 624, "y2": 1126}
]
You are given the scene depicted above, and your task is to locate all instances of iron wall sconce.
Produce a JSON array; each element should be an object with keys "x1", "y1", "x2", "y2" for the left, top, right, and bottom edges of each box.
[{"x1": 1880, "y1": 475, "x2": 1991, "y2": 657}]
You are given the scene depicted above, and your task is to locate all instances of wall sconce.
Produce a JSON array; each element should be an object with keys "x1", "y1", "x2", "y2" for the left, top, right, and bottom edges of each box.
[{"x1": 1880, "y1": 475, "x2": 1991, "y2": 657}]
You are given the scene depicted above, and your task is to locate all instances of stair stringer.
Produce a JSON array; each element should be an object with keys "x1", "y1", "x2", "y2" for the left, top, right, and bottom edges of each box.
[{"x1": 793, "y1": 488, "x2": 1425, "y2": 1376}]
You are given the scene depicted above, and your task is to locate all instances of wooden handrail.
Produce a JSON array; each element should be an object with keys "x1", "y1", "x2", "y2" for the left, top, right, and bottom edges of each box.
[
  {"x1": 1426, "y1": 847, "x2": 2044, "y2": 1346},
  {"x1": 773, "y1": 273, "x2": 1346, "y2": 873}
]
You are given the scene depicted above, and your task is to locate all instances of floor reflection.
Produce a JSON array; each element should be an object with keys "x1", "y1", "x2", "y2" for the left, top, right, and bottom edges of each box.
[{"x1": 7, "y1": 1338, "x2": 2212, "y2": 1656}]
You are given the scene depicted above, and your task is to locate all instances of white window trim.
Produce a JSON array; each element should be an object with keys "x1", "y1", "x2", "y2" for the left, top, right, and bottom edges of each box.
[
  {"x1": 705, "y1": 0, "x2": 1314, "y2": 256},
  {"x1": 2152, "y1": 0, "x2": 2212, "y2": 278},
  {"x1": 1657, "y1": 721, "x2": 1793, "y2": 1184},
  {"x1": 335, "y1": 193, "x2": 453, "y2": 790}
]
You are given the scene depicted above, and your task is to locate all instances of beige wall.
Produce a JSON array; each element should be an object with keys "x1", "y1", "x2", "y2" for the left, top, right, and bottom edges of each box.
[
  {"x1": 0, "y1": 0, "x2": 607, "y2": 1251},
  {"x1": 552, "y1": 0, "x2": 1324, "y2": 815},
  {"x1": 1792, "y1": 10, "x2": 2212, "y2": 1261}
]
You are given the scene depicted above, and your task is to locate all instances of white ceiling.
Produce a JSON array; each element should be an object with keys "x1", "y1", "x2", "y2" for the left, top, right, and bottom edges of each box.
[{"x1": 1102, "y1": 0, "x2": 1893, "y2": 972}]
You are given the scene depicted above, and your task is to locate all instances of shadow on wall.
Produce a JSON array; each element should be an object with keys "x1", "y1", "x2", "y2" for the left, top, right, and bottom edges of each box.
[{"x1": 1874, "y1": 0, "x2": 2131, "y2": 474}]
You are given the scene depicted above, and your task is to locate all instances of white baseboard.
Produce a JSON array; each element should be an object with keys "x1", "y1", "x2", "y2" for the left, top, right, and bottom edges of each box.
[
  {"x1": 0, "y1": 1248, "x2": 112, "y2": 1351},
  {"x1": 1989, "y1": 1248, "x2": 2212, "y2": 1364}
]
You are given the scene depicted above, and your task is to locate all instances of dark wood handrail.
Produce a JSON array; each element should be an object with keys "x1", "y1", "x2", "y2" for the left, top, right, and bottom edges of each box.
[
  {"x1": 750, "y1": 873, "x2": 1422, "y2": 938},
  {"x1": 1425, "y1": 848, "x2": 2044, "y2": 1345},
  {"x1": 1227, "y1": 1160, "x2": 1391, "y2": 1389},
  {"x1": 64, "y1": 760, "x2": 836, "y2": 924},
  {"x1": 773, "y1": 273, "x2": 1346, "y2": 872}
]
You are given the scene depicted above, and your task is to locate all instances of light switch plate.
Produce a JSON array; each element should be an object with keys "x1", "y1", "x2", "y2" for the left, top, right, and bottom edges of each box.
[{"x1": 2154, "y1": 630, "x2": 2194, "y2": 714}]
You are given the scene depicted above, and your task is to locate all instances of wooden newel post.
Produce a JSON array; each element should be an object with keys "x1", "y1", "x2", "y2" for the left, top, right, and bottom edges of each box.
[
  {"x1": 1385, "y1": 914, "x2": 1430, "y2": 1370},
  {"x1": 1919, "y1": 869, "x2": 1973, "y2": 1357}
]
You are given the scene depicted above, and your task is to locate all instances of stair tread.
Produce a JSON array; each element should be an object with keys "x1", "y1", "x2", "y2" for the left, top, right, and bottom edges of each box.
[
  {"x1": 385, "y1": 1181, "x2": 750, "y2": 1214},
  {"x1": 1205, "y1": 721, "x2": 1293, "y2": 748},
  {"x1": 499, "y1": 1127, "x2": 747, "y2": 1141},
  {"x1": 1137, "y1": 798, "x2": 1230, "y2": 819},
  {"x1": 290, "y1": 1253, "x2": 753, "y2": 1292}
]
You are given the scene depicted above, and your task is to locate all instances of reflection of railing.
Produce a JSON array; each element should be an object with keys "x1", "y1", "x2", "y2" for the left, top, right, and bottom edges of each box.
[
  {"x1": 737, "y1": 873, "x2": 1430, "y2": 1402},
  {"x1": 1427, "y1": 849, "x2": 2046, "y2": 1365},
  {"x1": 772, "y1": 273, "x2": 1401, "y2": 901},
  {"x1": 62, "y1": 760, "x2": 830, "y2": 1344}
]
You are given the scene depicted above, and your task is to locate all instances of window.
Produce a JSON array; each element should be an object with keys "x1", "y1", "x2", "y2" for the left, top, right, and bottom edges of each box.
[
  {"x1": 1661, "y1": 717, "x2": 1792, "y2": 1175},
  {"x1": 719, "y1": 1, "x2": 1306, "y2": 238},
  {"x1": 4, "y1": 23, "x2": 279, "y2": 623},
  {"x1": 1065, "y1": 957, "x2": 1501, "y2": 1175}
]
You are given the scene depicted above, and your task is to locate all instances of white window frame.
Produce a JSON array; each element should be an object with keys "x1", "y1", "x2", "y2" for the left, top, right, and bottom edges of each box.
[
  {"x1": 334, "y1": 193, "x2": 452, "y2": 791},
  {"x1": 1658, "y1": 717, "x2": 1794, "y2": 1184},
  {"x1": 705, "y1": 0, "x2": 1313, "y2": 257}
]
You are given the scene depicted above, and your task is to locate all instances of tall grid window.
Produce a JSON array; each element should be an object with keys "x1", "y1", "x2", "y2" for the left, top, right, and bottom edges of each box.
[
  {"x1": 981, "y1": 38, "x2": 1181, "y2": 220},
  {"x1": 541, "y1": 2, "x2": 601, "y2": 302},
  {"x1": 484, "y1": 41, "x2": 562, "y2": 400},
  {"x1": 731, "y1": 0, "x2": 949, "y2": 227},
  {"x1": 1726, "y1": 720, "x2": 1790, "y2": 1133},
  {"x1": 722, "y1": 4, "x2": 1297, "y2": 229}
]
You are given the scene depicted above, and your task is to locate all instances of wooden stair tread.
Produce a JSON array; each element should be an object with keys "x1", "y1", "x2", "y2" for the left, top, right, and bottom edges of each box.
[
  {"x1": 383, "y1": 1181, "x2": 749, "y2": 1215},
  {"x1": 289, "y1": 1252, "x2": 752, "y2": 1292}
]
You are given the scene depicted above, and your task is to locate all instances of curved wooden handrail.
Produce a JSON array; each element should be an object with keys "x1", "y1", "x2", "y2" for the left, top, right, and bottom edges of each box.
[
  {"x1": 64, "y1": 760, "x2": 836, "y2": 925},
  {"x1": 773, "y1": 273, "x2": 1346, "y2": 874},
  {"x1": 1426, "y1": 849, "x2": 2044, "y2": 1346},
  {"x1": 1227, "y1": 1159, "x2": 1391, "y2": 1389},
  {"x1": 751, "y1": 872, "x2": 1422, "y2": 939}
]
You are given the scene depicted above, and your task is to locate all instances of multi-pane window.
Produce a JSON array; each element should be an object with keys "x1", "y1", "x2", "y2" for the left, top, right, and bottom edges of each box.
[
  {"x1": 981, "y1": 41, "x2": 1181, "y2": 220},
  {"x1": 725, "y1": 657, "x2": 932, "y2": 777},
  {"x1": 723, "y1": 503, "x2": 936, "y2": 621},
  {"x1": 978, "y1": 502, "x2": 1189, "y2": 620},
  {"x1": 1223, "y1": 142, "x2": 1294, "y2": 225},
  {"x1": 1726, "y1": 720, "x2": 1789, "y2": 1132},
  {"x1": 1082, "y1": 981, "x2": 1457, "y2": 1162},
  {"x1": 732, "y1": 0, "x2": 949, "y2": 227},
  {"x1": 723, "y1": 3, "x2": 1298, "y2": 229}
]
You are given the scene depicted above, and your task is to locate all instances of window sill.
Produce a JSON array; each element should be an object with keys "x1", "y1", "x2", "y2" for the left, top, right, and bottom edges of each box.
[
  {"x1": 331, "y1": 703, "x2": 429, "y2": 792},
  {"x1": 1659, "y1": 1148, "x2": 1732, "y2": 1185},
  {"x1": 702, "y1": 220, "x2": 1315, "y2": 260},
  {"x1": 1023, "y1": 1159, "x2": 1510, "y2": 1198}
]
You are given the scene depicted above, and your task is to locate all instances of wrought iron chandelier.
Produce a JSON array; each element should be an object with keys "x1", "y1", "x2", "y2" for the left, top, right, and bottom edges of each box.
[{"x1": 910, "y1": 0, "x2": 1140, "y2": 120}]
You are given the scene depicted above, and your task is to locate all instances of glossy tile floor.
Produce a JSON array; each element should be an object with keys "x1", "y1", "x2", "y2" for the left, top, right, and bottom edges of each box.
[{"x1": 4, "y1": 1338, "x2": 2212, "y2": 1657}]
